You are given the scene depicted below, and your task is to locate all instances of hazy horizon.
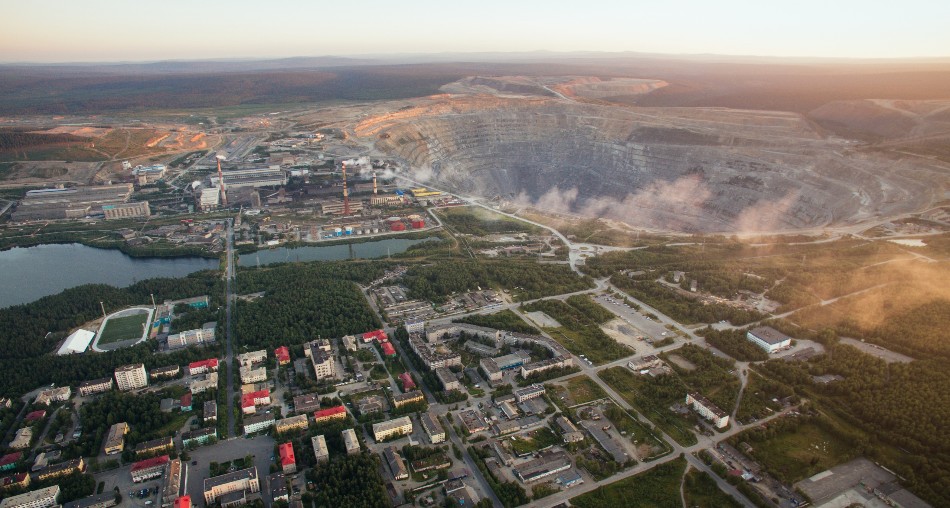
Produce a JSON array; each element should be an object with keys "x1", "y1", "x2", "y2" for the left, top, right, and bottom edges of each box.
[{"x1": 2, "y1": 0, "x2": 949, "y2": 63}]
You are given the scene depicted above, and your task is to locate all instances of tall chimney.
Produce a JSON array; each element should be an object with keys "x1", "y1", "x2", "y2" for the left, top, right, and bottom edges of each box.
[
  {"x1": 342, "y1": 162, "x2": 350, "y2": 215},
  {"x1": 217, "y1": 155, "x2": 228, "y2": 206},
  {"x1": 372, "y1": 171, "x2": 378, "y2": 196}
]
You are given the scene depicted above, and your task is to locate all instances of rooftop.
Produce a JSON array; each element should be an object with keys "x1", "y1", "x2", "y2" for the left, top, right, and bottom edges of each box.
[
  {"x1": 203, "y1": 466, "x2": 258, "y2": 490},
  {"x1": 131, "y1": 455, "x2": 170, "y2": 472},
  {"x1": 749, "y1": 326, "x2": 793, "y2": 345}
]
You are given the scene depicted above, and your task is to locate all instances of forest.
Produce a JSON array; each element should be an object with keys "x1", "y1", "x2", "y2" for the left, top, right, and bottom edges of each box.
[
  {"x1": 67, "y1": 391, "x2": 181, "y2": 460},
  {"x1": 434, "y1": 206, "x2": 539, "y2": 236},
  {"x1": 304, "y1": 452, "x2": 390, "y2": 508},
  {"x1": 0, "y1": 272, "x2": 223, "y2": 397},
  {"x1": 698, "y1": 328, "x2": 769, "y2": 362},
  {"x1": 403, "y1": 259, "x2": 593, "y2": 303},
  {"x1": 234, "y1": 261, "x2": 384, "y2": 348},
  {"x1": 756, "y1": 343, "x2": 950, "y2": 505}
]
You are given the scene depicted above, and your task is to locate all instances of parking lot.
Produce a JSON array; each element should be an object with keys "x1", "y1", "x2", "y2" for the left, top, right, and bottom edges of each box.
[
  {"x1": 594, "y1": 295, "x2": 684, "y2": 352},
  {"x1": 181, "y1": 435, "x2": 278, "y2": 507}
]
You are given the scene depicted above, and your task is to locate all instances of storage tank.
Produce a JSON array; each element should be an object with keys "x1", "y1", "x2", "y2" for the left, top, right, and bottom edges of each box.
[
  {"x1": 386, "y1": 216, "x2": 401, "y2": 224},
  {"x1": 411, "y1": 220, "x2": 425, "y2": 229},
  {"x1": 372, "y1": 227, "x2": 379, "y2": 234},
  {"x1": 345, "y1": 226, "x2": 353, "y2": 235},
  {"x1": 334, "y1": 227, "x2": 343, "y2": 236},
  {"x1": 390, "y1": 222, "x2": 406, "y2": 232}
]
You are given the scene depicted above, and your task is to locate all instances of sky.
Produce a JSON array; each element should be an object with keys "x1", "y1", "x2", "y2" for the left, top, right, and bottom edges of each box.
[{"x1": 1, "y1": 0, "x2": 948, "y2": 63}]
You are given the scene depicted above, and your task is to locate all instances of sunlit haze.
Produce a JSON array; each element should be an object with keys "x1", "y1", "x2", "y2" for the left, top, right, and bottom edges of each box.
[{"x1": 2, "y1": 0, "x2": 949, "y2": 62}]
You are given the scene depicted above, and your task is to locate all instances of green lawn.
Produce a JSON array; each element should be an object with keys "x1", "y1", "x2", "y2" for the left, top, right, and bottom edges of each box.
[
  {"x1": 571, "y1": 457, "x2": 686, "y2": 508},
  {"x1": 742, "y1": 421, "x2": 854, "y2": 483},
  {"x1": 98, "y1": 311, "x2": 150, "y2": 344},
  {"x1": 508, "y1": 427, "x2": 561, "y2": 456},
  {"x1": 563, "y1": 376, "x2": 608, "y2": 405},
  {"x1": 523, "y1": 299, "x2": 630, "y2": 364}
]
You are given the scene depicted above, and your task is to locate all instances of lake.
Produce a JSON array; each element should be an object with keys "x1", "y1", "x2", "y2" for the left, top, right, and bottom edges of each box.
[
  {"x1": 0, "y1": 243, "x2": 219, "y2": 308},
  {"x1": 238, "y1": 236, "x2": 437, "y2": 267}
]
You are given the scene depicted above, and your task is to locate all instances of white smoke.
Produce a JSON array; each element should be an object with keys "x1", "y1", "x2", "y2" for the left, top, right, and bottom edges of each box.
[{"x1": 412, "y1": 165, "x2": 435, "y2": 183}]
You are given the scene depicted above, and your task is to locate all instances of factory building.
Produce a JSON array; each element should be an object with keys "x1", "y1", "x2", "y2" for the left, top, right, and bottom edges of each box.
[
  {"x1": 103, "y1": 201, "x2": 150, "y2": 220},
  {"x1": 320, "y1": 200, "x2": 364, "y2": 215},
  {"x1": 198, "y1": 187, "x2": 221, "y2": 211},
  {"x1": 12, "y1": 184, "x2": 134, "y2": 221},
  {"x1": 132, "y1": 165, "x2": 167, "y2": 184},
  {"x1": 209, "y1": 167, "x2": 287, "y2": 189}
]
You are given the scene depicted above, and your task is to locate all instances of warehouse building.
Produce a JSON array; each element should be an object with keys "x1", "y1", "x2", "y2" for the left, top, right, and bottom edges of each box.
[
  {"x1": 103, "y1": 201, "x2": 150, "y2": 220},
  {"x1": 12, "y1": 184, "x2": 134, "y2": 221},
  {"x1": 57, "y1": 329, "x2": 95, "y2": 355},
  {"x1": 746, "y1": 326, "x2": 793, "y2": 353},
  {"x1": 209, "y1": 167, "x2": 287, "y2": 189}
]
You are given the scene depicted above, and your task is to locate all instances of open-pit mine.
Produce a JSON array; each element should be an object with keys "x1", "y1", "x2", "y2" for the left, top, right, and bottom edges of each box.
[{"x1": 352, "y1": 77, "x2": 948, "y2": 234}]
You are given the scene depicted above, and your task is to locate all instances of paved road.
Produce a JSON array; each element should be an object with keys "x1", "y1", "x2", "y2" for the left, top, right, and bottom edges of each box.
[
  {"x1": 363, "y1": 295, "x2": 504, "y2": 507},
  {"x1": 224, "y1": 219, "x2": 236, "y2": 438}
]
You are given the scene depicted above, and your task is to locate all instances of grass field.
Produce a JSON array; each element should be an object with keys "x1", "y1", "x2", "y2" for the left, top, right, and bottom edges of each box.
[
  {"x1": 98, "y1": 311, "x2": 150, "y2": 345},
  {"x1": 522, "y1": 299, "x2": 630, "y2": 364},
  {"x1": 742, "y1": 421, "x2": 854, "y2": 483},
  {"x1": 598, "y1": 367, "x2": 698, "y2": 446},
  {"x1": 604, "y1": 404, "x2": 672, "y2": 460},
  {"x1": 563, "y1": 376, "x2": 608, "y2": 405},
  {"x1": 571, "y1": 457, "x2": 686, "y2": 508}
]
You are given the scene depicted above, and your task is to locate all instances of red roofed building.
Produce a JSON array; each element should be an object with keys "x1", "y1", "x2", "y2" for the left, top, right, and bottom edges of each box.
[
  {"x1": 131, "y1": 455, "x2": 170, "y2": 482},
  {"x1": 24, "y1": 410, "x2": 46, "y2": 422},
  {"x1": 173, "y1": 495, "x2": 191, "y2": 508},
  {"x1": 398, "y1": 372, "x2": 416, "y2": 391},
  {"x1": 275, "y1": 346, "x2": 291, "y2": 365},
  {"x1": 279, "y1": 442, "x2": 296, "y2": 474},
  {"x1": 241, "y1": 390, "x2": 271, "y2": 415},
  {"x1": 188, "y1": 358, "x2": 219, "y2": 376},
  {"x1": 362, "y1": 329, "x2": 388, "y2": 343},
  {"x1": 180, "y1": 393, "x2": 193, "y2": 411},
  {"x1": 0, "y1": 472, "x2": 30, "y2": 490},
  {"x1": 313, "y1": 405, "x2": 347, "y2": 424},
  {"x1": 381, "y1": 341, "x2": 396, "y2": 357},
  {"x1": 0, "y1": 452, "x2": 22, "y2": 471}
]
